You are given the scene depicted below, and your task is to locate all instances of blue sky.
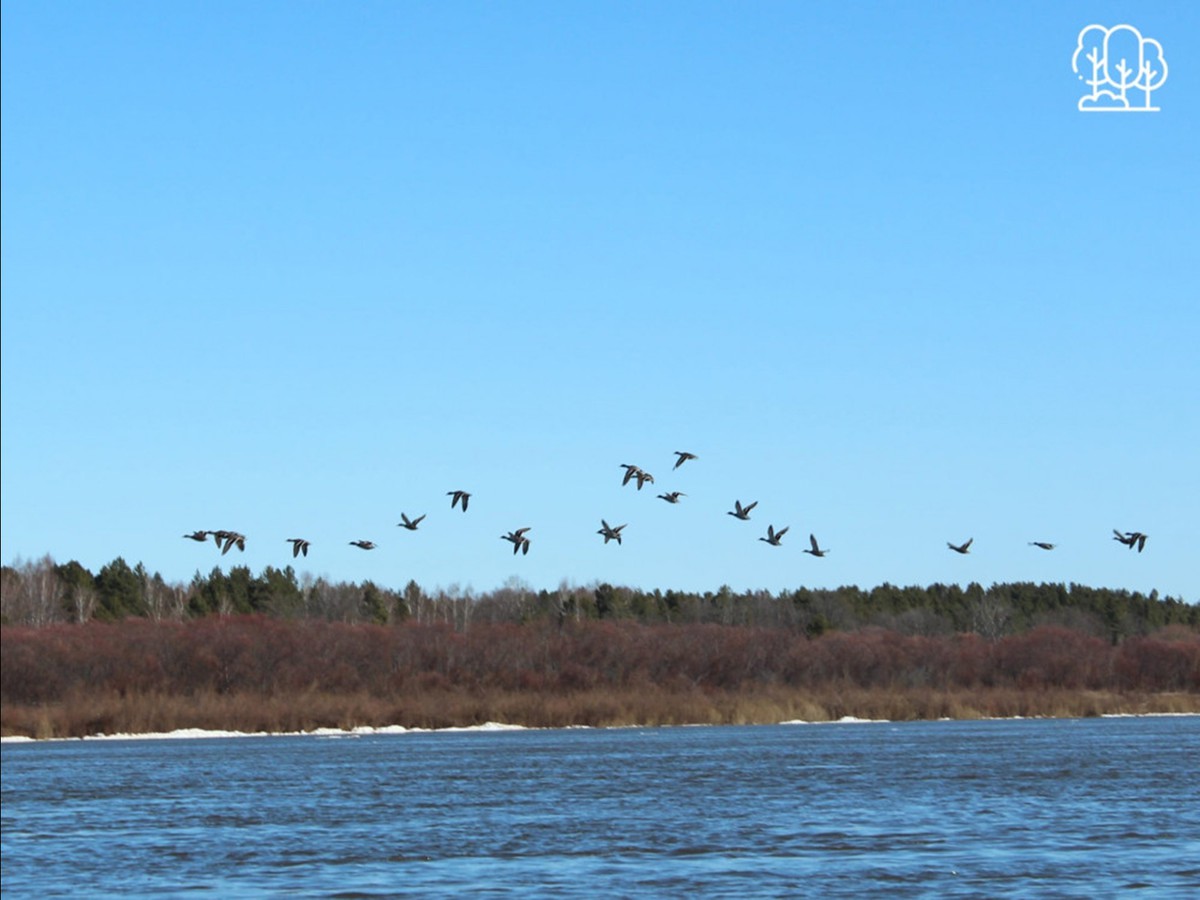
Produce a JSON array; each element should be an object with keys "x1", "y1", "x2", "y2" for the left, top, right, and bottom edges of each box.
[{"x1": 3, "y1": 2, "x2": 1197, "y2": 601}]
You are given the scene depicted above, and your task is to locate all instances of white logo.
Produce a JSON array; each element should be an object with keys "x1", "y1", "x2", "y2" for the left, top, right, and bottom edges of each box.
[{"x1": 1073, "y1": 24, "x2": 1167, "y2": 112}]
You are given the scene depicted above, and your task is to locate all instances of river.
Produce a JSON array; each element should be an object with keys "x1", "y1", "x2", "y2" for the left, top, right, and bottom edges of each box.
[{"x1": 3, "y1": 716, "x2": 1198, "y2": 897}]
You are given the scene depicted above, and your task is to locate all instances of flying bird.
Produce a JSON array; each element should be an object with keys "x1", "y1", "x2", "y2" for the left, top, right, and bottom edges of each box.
[
  {"x1": 1117, "y1": 531, "x2": 1148, "y2": 553},
  {"x1": 597, "y1": 520, "x2": 627, "y2": 545},
  {"x1": 210, "y1": 531, "x2": 246, "y2": 555},
  {"x1": 501, "y1": 528, "x2": 531, "y2": 555},
  {"x1": 759, "y1": 524, "x2": 789, "y2": 547},
  {"x1": 673, "y1": 451, "x2": 698, "y2": 469},
  {"x1": 657, "y1": 491, "x2": 686, "y2": 504},
  {"x1": 947, "y1": 538, "x2": 973, "y2": 555},
  {"x1": 287, "y1": 538, "x2": 311, "y2": 558},
  {"x1": 447, "y1": 490, "x2": 471, "y2": 512},
  {"x1": 183, "y1": 530, "x2": 210, "y2": 543},
  {"x1": 804, "y1": 534, "x2": 829, "y2": 557},
  {"x1": 349, "y1": 540, "x2": 376, "y2": 550},
  {"x1": 727, "y1": 500, "x2": 757, "y2": 521},
  {"x1": 397, "y1": 513, "x2": 426, "y2": 531},
  {"x1": 1029, "y1": 541, "x2": 1056, "y2": 550},
  {"x1": 1112, "y1": 529, "x2": 1136, "y2": 548},
  {"x1": 620, "y1": 464, "x2": 654, "y2": 490}
]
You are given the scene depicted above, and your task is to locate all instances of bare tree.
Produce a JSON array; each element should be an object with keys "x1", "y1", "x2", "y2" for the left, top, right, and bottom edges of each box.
[
  {"x1": 1, "y1": 556, "x2": 67, "y2": 626},
  {"x1": 970, "y1": 591, "x2": 1013, "y2": 641},
  {"x1": 70, "y1": 583, "x2": 99, "y2": 624}
]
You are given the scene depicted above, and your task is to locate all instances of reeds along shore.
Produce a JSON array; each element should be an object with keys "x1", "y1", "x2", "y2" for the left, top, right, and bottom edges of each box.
[{"x1": 2, "y1": 618, "x2": 1198, "y2": 739}]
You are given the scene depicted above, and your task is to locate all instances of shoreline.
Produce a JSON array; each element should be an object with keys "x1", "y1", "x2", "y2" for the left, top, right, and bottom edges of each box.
[{"x1": 5, "y1": 711, "x2": 1197, "y2": 745}]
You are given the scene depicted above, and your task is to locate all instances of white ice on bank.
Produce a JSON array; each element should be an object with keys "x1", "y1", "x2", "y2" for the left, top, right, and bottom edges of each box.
[{"x1": 0, "y1": 721, "x2": 530, "y2": 743}]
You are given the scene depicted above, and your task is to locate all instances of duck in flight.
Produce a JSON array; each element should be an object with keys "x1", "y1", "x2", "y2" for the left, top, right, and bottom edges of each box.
[
  {"x1": 1114, "y1": 530, "x2": 1147, "y2": 552},
  {"x1": 657, "y1": 491, "x2": 686, "y2": 504},
  {"x1": 501, "y1": 528, "x2": 531, "y2": 555},
  {"x1": 727, "y1": 500, "x2": 757, "y2": 521},
  {"x1": 620, "y1": 464, "x2": 654, "y2": 490},
  {"x1": 287, "y1": 538, "x2": 311, "y2": 558},
  {"x1": 1029, "y1": 541, "x2": 1056, "y2": 550},
  {"x1": 759, "y1": 524, "x2": 789, "y2": 547},
  {"x1": 947, "y1": 538, "x2": 973, "y2": 555},
  {"x1": 673, "y1": 451, "x2": 697, "y2": 470},
  {"x1": 210, "y1": 530, "x2": 246, "y2": 555},
  {"x1": 447, "y1": 490, "x2": 471, "y2": 512},
  {"x1": 397, "y1": 513, "x2": 426, "y2": 531},
  {"x1": 183, "y1": 530, "x2": 210, "y2": 543},
  {"x1": 804, "y1": 534, "x2": 829, "y2": 557},
  {"x1": 597, "y1": 520, "x2": 627, "y2": 545},
  {"x1": 349, "y1": 540, "x2": 376, "y2": 550}
]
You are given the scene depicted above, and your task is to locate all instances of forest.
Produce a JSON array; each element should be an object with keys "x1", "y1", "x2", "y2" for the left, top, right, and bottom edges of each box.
[
  {"x1": 2, "y1": 555, "x2": 1197, "y2": 738},
  {"x1": 2, "y1": 553, "x2": 1197, "y2": 639}
]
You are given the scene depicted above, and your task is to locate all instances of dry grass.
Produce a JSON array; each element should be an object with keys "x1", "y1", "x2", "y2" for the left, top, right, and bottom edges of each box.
[{"x1": 4, "y1": 686, "x2": 1197, "y2": 739}]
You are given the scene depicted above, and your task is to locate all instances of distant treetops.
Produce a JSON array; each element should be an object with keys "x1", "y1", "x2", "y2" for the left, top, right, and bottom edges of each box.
[{"x1": 181, "y1": 450, "x2": 1148, "y2": 566}]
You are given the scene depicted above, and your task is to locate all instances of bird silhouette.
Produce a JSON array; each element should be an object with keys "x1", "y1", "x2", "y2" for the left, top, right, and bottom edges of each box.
[
  {"x1": 210, "y1": 531, "x2": 246, "y2": 555},
  {"x1": 657, "y1": 491, "x2": 686, "y2": 504},
  {"x1": 620, "y1": 464, "x2": 654, "y2": 490},
  {"x1": 501, "y1": 528, "x2": 531, "y2": 555},
  {"x1": 349, "y1": 540, "x2": 376, "y2": 550},
  {"x1": 1112, "y1": 529, "x2": 1136, "y2": 548},
  {"x1": 287, "y1": 538, "x2": 311, "y2": 558},
  {"x1": 1029, "y1": 541, "x2": 1056, "y2": 550},
  {"x1": 727, "y1": 500, "x2": 757, "y2": 521},
  {"x1": 759, "y1": 524, "x2": 789, "y2": 547},
  {"x1": 447, "y1": 490, "x2": 471, "y2": 512},
  {"x1": 673, "y1": 451, "x2": 698, "y2": 469},
  {"x1": 947, "y1": 538, "x2": 973, "y2": 555},
  {"x1": 804, "y1": 534, "x2": 829, "y2": 557},
  {"x1": 397, "y1": 513, "x2": 426, "y2": 531},
  {"x1": 183, "y1": 530, "x2": 210, "y2": 543},
  {"x1": 597, "y1": 520, "x2": 627, "y2": 545},
  {"x1": 1116, "y1": 531, "x2": 1148, "y2": 553}
]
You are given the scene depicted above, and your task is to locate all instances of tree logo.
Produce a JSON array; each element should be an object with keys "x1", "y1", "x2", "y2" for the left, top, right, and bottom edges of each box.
[{"x1": 1073, "y1": 24, "x2": 1167, "y2": 112}]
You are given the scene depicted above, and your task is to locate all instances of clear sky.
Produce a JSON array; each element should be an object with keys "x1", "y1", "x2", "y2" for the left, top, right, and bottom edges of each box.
[{"x1": 3, "y1": 2, "x2": 1197, "y2": 601}]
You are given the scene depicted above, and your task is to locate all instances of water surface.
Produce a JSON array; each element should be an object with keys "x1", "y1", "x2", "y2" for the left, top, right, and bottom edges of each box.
[{"x1": 3, "y1": 716, "x2": 1198, "y2": 897}]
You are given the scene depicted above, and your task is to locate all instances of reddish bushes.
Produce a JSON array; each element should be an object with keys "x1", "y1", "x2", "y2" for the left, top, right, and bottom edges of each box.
[{"x1": 4, "y1": 618, "x2": 1199, "y2": 711}]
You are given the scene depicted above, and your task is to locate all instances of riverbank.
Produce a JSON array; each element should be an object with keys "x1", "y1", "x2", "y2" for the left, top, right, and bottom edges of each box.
[{"x1": 5, "y1": 685, "x2": 1198, "y2": 740}]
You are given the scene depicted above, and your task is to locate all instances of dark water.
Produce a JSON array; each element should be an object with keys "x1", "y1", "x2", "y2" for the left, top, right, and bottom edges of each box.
[{"x1": 3, "y1": 717, "x2": 1198, "y2": 897}]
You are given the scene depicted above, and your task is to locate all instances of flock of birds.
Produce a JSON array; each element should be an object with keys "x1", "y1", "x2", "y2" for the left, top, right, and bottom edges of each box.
[{"x1": 182, "y1": 451, "x2": 1150, "y2": 568}]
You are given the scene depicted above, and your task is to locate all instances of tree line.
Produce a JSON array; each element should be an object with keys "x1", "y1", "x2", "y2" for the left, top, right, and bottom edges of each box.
[{"x1": 2, "y1": 554, "x2": 1196, "y2": 642}]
